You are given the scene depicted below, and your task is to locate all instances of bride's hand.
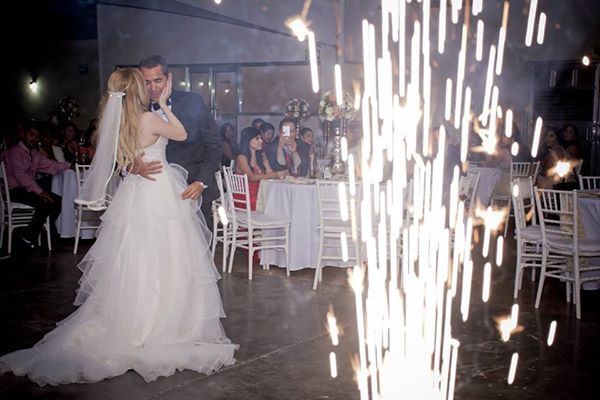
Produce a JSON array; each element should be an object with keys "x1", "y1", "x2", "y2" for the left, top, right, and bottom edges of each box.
[{"x1": 159, "y1": 73, "x2": 172, "y2": 107}]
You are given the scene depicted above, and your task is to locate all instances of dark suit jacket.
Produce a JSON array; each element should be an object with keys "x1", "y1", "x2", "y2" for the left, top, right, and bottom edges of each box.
[{"x1": 166, "y1": 90, "x2": 222, "y2": 205}]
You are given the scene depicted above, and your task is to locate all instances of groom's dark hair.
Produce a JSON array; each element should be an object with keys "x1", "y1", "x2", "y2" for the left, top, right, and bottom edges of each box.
[{"x1": 139, "y1": 55, "x2": 170, "y2": 76}]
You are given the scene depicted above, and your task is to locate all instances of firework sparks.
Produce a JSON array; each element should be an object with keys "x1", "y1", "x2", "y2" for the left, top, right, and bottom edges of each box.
[
  {"x1": 217, "y1": 205, "x2": 228, "y2": 226},
  {"x1": 505, "y1": 109, "x2": 513, "y2": 137},
  {"x1": 308, "y1": 31, "x2": 319, "y2": 92},
  {"x1": 508, "y1": 353, "x2": 519, "y2": 384},
  {"x1": 327, "y1": 306, "x2": 340, "y2": 346},
  {"x1": 335, "y1": 64, "x2": 343, "y2": 106},
  {"x1": 496, "y1": 236, "x2": 504, "y2": 266},
  {"x1": 476, "y1": 20, "x2": 484, "y2": 61},
  {"x1": 537, "y1": 12, "x2": 547, "y2": 45},
  {"x1": 482, "y1": 262, "x2": 491, "y2": 302},
  {"x1": 531, "y1": 117, "x2": 543, "y2": 157},
  {"x1": 319, "y1": 0, "x2": 545, "y2": 397},
  {"x1": 511, "y1": 142, "x2": 519, "y2": 156},
  {"x1": 553, "y1": 160, "x2": 571, "y2": 179},
  {"x1": 582, "y1": 55, "x2": 591, "y2": 66},
  {"x1": 547, "y1": 321, "x2": 557, "y2": 346},
  {"x1": 329, "y1": 352, "x2": 338, "y2": 378},
  {"x1": 525, "y1": 0, "x2": 539, "y2": 47},
  {"x1": 286, "y1": 17, "x2": 309, "y2": 41}
]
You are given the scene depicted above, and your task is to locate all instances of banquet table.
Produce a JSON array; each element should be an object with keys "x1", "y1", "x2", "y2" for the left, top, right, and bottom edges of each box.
[
  {"x1": 577, "y1": 192, "x2": 600, "y2": 290},
  {"x1": 467, "y1": 166, "x2": 506, "y2": 207},
  {"x1": 579, "y1": 194, "x2": 600, "y2": 240},
  {"x1": 255, "y1": 178, "x2": 354, "y2": 271},
  {"x1": 51, "y1": 169, "x2": 120, "y2": 239}
]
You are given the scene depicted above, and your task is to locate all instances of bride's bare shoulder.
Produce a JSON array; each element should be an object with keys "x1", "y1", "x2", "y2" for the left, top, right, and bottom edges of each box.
[
  {"x1": 137, "y1": 112, "x2": 161, "y2": 145},
  {"x1": 139, "y1": 111, "x2": 160, "y2": 125}
]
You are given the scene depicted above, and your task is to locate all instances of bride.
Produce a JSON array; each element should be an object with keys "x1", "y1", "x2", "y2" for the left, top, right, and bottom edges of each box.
[{"x1": 0, "y1": 68, "x2": 237, "y2": 385}]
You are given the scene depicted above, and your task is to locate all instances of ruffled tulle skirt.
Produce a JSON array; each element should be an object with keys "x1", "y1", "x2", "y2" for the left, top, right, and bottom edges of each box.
[{"x1": 0, "y1": 164, "x2": 237, "y2": 386}]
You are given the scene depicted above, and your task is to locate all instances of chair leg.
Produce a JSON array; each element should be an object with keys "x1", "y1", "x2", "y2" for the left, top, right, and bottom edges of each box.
[
  {"x1": 503, "y1": 200, "x2": 511, "y2": 237},
  {"x1": 312, "y1": 266, "x2": 320, "y2": 290},
  {"x1": 513, "y1": 241, "x2": 523, "y2": 299},
  {"x1": 284, "y1": 225, "x2": 290, "y2": 277},
  {"x1": 8, "y1": 223, "x2": 13, "y2": 254},
  {"x1": 565, "y1": 272, "x2": 571, "y2": 303},
  {"x1": 211, "y1": 214, "x2": 218, "y2": 258},
  {"x1": 534, "y1": 248, "x2": 548, "y2": 309},
  {"x1": 313, "y1": 229, "x2": 325, "y2": 289},
  {"x1": 73, "y1": 207, "x2": 83, "y2": 254},
  {"x1": 574, "y1": 257, "x2": 581, "y2": 319},
  {"x1": 228, "y1": 225, "x2": 237, "y2": 274},
  {"x1": 248, "y1": 233, "x2": 254, "y2": 281},
  {"x1": 45, "y1": 218, "x2": 52, "y2": 252},
  {"x1": 222, "y1": 225, "x2": 229, "y2": 273}
]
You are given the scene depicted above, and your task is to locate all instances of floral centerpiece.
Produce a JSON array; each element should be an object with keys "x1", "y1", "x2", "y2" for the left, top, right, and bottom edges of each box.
[
  {"x1": 284, "y1": 98, "x2": 311, "y2": 126},
  {"x1": 318, "y1": 91, "x2": 355, "y2": 122},
  {"x1": 57, "y1": 96, "x2": 81, "y2": 121}
]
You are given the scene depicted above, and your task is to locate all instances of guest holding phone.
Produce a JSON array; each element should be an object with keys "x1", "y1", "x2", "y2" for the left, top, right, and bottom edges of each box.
[{"x1": 265, "y1": 118, "x2": 302, "y2": 176}]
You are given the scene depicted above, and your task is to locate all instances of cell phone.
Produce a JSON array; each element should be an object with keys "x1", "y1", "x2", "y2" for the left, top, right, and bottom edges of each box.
[{"x1": 283, "y1": 126, "x2": 291, "y2": 137}]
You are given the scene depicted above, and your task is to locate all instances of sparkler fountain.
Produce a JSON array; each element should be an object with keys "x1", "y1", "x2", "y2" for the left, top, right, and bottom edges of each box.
[
  {"x1": 290, "y1": 0, "x2": 562, "y2": 398},
  {"x1": 207, "y1": 1, "x2": 585, "y2": 394}
]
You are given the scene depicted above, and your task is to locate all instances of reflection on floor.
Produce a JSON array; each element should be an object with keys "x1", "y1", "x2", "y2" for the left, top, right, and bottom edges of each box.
[{"x1": 0, "y1": 231, "x2": 598, "y2": 399}]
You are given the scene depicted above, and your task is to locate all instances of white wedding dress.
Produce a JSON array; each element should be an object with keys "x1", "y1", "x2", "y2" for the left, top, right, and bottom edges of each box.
[{"x1": 0, "y1": 136, "x2": 237, "y2": 386}]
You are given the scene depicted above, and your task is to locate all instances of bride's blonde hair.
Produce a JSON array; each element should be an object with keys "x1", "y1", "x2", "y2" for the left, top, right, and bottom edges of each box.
[{"x1": 103, "y1": 68, "x2": 149, "y2": 172}]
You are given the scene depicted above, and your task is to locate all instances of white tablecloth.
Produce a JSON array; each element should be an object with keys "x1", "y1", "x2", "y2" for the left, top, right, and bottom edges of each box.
[
  {"x1": 577, "y1": 194, "x2": 600, "y2": 290},
  {"x1": 256, "y1": 179, "x2": 353, "y2": 271},
  {"x1": 579, "y1": 196, "x2": 600, "y2": 240},
  {"x1": 51, "y1": 170, "x2": 120, "y2": 239},
  {"x1": 468, "y1": 166, "x2": 505, "y2": 207}
]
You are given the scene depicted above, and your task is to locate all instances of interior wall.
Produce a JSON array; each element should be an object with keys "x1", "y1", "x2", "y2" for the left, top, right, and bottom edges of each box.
[
  {"x1": 10, "y1": 40, "x2": 100, "y2": 130},
  {"x1": 97, "y1": 1, "x2": 339, "y2": 89}
]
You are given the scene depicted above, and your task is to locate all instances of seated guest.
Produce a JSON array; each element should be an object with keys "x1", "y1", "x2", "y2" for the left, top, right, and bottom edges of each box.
[
  {"x1": 259, "y1": 122, "x2": 276, "y2": 144},
  {"x1": 61, "y1": 122, "x2": 80, "y2": 163},
  {"x1": 38, "y1": 124, "x2": 59, "y2": 162},
  {"x1": 78, "y1": 118, "x2": 98, "y2": 163},
  {"x1": 235, "y1": 127, "x2": 288, "y2": 210},
  {"x1": 220, "y1": 123, "x2": 238, "y2": 166},
  {"x1": 252, "y1": 118, "x2": 265, "y2": 131},
  {"x1": 536, "y1": 126, "x2": 578, "y2": 189},
  {"x1": 265, "y1": 118, "x2": 302, "y2": 176},
  {"x1": 297, "y1": 127, "x2": 314, "y2": 177},
  {"x1": 559, "y1": 124, "x2": 582, "y2": 159},
  {"x1": 1, "y1": 120, "x2": 71, "y2": 248}
]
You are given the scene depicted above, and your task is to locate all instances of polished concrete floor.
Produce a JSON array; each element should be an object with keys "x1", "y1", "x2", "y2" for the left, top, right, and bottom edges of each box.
[{"x1": 0, "y1": 231, "x2": 598, "y2": 399}]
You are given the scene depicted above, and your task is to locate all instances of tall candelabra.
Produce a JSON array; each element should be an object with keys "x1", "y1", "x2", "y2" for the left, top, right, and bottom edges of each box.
[{"x1": 330, "y1": 121, "x2": 346, "y2": 175}]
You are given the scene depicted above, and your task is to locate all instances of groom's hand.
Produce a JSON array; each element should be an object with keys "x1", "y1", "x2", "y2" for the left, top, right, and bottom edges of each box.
[
  {"x1": 130, "y1": 153, "x2": 163, "y2": 181},
  {"x1": 181, "y1": 181, "x2": 205, "y2": 200}
]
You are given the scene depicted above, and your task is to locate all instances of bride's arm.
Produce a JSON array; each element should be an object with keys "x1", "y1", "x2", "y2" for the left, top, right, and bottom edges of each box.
[
  {"x1": 143, "y1": 75, "x2": 187, "y2": 142},
  {"x1": 141, "y1": 112, "x2": 187, "y2": 142}
]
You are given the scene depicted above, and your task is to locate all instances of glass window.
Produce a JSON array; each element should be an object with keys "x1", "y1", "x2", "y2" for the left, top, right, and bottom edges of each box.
[
  {"x1": 215, "y1": 71, "x2": 236, "y2": 116},
  {"x1": 170, "y1": 67, "x2": 189, "y2": 92},
  {"x1": 190, "y1": 72, "x2": 211, "y2": 108}
]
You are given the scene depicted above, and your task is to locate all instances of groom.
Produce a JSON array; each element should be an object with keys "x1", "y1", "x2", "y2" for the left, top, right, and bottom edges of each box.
[{"x1": 135, "y1": 55, "x2": 221, "y2": 227}]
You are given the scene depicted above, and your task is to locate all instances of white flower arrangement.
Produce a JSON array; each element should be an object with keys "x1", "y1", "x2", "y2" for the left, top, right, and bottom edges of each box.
[{"x1": 318, "y1": 91, "x2": 355, "y2": 121}]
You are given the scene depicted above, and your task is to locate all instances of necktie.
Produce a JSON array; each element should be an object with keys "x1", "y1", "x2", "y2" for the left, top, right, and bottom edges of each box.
[{"x1": 151, "y1": 98, "x2": 172, "y2": 111}]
